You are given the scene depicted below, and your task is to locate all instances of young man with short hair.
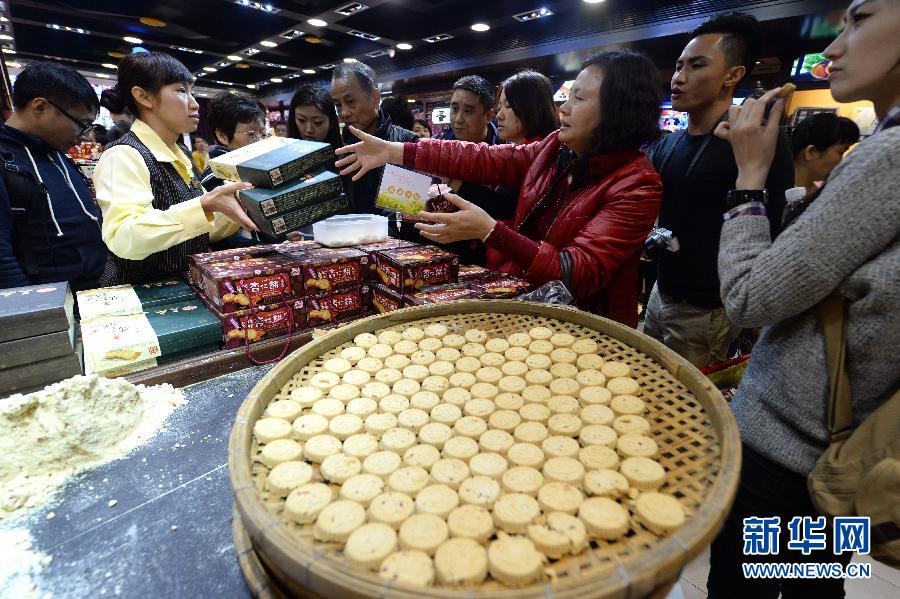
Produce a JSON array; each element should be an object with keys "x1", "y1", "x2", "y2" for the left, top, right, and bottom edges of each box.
[
  {"x1": 331, "y1": 60, "x2": 418, "y2": 215},
  {"x1": 644, "y1": 12, "x2": 794, "y2": 367},
  {"x1": 0, "y1": 62, "x2": 106, "y2": 291}
]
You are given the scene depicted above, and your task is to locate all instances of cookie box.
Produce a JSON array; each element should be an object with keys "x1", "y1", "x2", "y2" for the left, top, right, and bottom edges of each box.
[
  {"x1": 269, "y1": 239, "x2": 322, "y2": 258},
  {"x1": 373, "y1": 246, "x2": 459, "y2": 294},
  {"x1": 354, "y1": 239, "x2": 419, "y2": 280},
  {"x1": 371, "y1": 284, "x2": 403, "y2": 315},
  {"x1": 305, "y1": 286, "x2": 368, "y2": 328},
  {"x1": 211, "y1": 300, "x2": 305, "y2": 349},
  {"x1": 403, "y1": 283, "x2": 481, "y2": 306},
  {"x1": 198, "y1": 255, "x2": 299, "y2": 313},
  {"x1": 295, "y1": 248, "x2": 368, "y2": 295},
  {"x1": 255, "y1": 194, "x2": 350, "y2": 241},
  {"x1": 457, "y1": 265, "x2": 492, "y2": 283},
  {"x1": 239, "y1": 170, "x2": 343, "y2": 222},
  {"x1": 209, "y1": 136, "x2": 334, "y2": 188},
  {"x1": 187, "y1": 245, "x2": 273, "y2": 286},
  {"x1": 470, "y1": 274, "x2": 532, "y2": 299}
]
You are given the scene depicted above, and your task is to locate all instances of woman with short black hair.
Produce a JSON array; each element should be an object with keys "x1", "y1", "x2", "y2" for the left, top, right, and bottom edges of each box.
[
  {"x1": 287, "y1": 84, "x2": 342, "y2": 147},
  {"x1": 412, "y1": 119, "x2": 432, "y2": 138},
  {"x1": 201, "y1": 90, "x2": 267, "y2": 190},
  {"x1": 790, "y1": 112, "x2": 859, "y2": 195},
  {"x1": 336, "y1": 51, "x2": 663, "y2": 326},
  {"x1": 94, "y1": 52, "x2": 256, "y2": 285},
  {"x1": 497, "y1": 69, "x2": 559, "y2": 144}
]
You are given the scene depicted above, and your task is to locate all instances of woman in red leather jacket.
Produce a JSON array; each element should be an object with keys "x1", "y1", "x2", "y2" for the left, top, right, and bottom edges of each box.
[{"x1": 336, "y1": 51, "x2": 663, "y2": 327}]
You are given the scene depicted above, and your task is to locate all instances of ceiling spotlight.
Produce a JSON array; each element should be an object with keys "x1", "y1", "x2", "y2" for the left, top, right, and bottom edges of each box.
[
  {"x1": 0, "y1": 17, "x2": 8, "y2": 22},
  {"x1": 583, "y1": 0, "x2": 606, "y2": 3},
  {"x1": 247, "y1": 84, "x2": 257, "y2": 89},
  {"x1": 102, "y1": 63, "x2": 118, "y2": 69},
  {"x1": 108, "y1": 51, "x2": 126, "y2": 58},
  {"x1": 123, "y1": 36, "x2": 143, "y2": 44},
  {"x1": 343, "y1": 57, "x2": 357, "y2": 63},
  {"x1": 139, "y1": 17, "x2": 167, "y2": 27},
  {"x1": 281, "y1": 30, "x2": 303, "y2": 39},
  {"x1": 407, "y1": 98, "x2": 415, "y2": 103},
  {"x1": 302, "y1": 68, "x2": 316, "y2": 74},
  {"x1": 236, "y1": 63, "x2": 250, "y2": 68},
  {"x1": 396, "y1": 43, "x2": 412, "y2": 50},
  {"x1": 260, "y1": 40, "x2": 277, "y2": 47},
  {"x1": 2, "y1": 48, "x2": 15, "y2": 54},
  {"x1": 95, "y1": 73, "x2": 111, "y2": 78},
  {"x1": 0, "y1": 34, "x2": 13, "y2": 41},
  {"x1": 307, "y1": 18, "x2": 327, "y2": 27},
  {"x1": 7, "y1": 61, "x2": 21, "y2": 68},
  {"x1": 471, "y1": 23, "x2": 490, "y2": 32},
  {"x1": 304, "y1": 36, "x2": 322, "y2": 44},
  {"x1": 270, "y1": 77, "x2": 283, "y2": 82},
  {"x1": 203, "y1": 66, "x2": 217, "y2": 72},
  {"x1": 227, "y1": 55, "x2": 242, "y2": 61}
]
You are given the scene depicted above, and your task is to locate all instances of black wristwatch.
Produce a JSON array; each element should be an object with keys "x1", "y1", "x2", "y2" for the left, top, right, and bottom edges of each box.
[{"x1": 726, "y1": 189, "x2": 768, "y2": 210}]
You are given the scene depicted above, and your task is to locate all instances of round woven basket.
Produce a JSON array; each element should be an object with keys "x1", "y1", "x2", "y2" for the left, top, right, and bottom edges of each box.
[{"x1": 229, "y1": 301, "x2": 741, "y2": 598}]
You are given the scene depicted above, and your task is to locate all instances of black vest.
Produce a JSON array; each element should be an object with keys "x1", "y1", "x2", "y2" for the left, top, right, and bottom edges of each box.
[{"x1": 99, "y1": 132, "x2": 208, "y2": 285}]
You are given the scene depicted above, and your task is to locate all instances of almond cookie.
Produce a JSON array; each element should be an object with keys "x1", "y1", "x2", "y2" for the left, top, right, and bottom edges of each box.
[
  {"x1": 507, "y1": 332, "x2": 532, "y2": 347},
  {"x1": 354, "y1": 332, "x2": 378, "y2": 349},
  {"x1": 547, "y1": 413, "x2": 582, "y2": 437},
  {"x1": 382, "y1": 354, "x2": 409, "y2": 370},
  {"x1": 402, "y1": 326, "x2": 425, "y2": 342},
  {"x1": 393, "y1": 378, "x2": 422, "y2": 398},
  {"x1": 448, "y1": 372, "x2": 476, "y2": 389},
  {"x1": 549, "y1": 362, "x2": 579, "y2": 379},
  {"x1": 313, "y1": 397, "x2": 346, "y2": 417},
  {"x1": 415, "y1": 484, "x2": 460, "y2": 518},
  {"x1": 495, "y1": 392, "x2": 524, "y2": 411},
  {"x1": 549, "y1": 347, "x2": 578, "y2": 365},
  {"x1": 378, "y1": 330, "x2": 402, "y2": 345},
  {"x1": 303, "y1": 434, "x2": 343, "y2": 463},
  {"x1": 285, "y1": 482, "x2": 332, "y2": 524},
  {"x1": 578, "y1": 497, "x2": 629, "y2": 541},
  {"x1": 381, "y1": 427, "x2": 418, "y2": 454},
  {"x1": 575, "y1": 369, "x2": 606, "y2": 388},
  {"x1": 580, "y1": 404, "x2": 615, "y2": 426},
  {"x1": 613, "y1": 414, "x2": 651, "y2": 436},
  {"x1": 547, "y1": 395, "x2": 580, "y2": 415},
  {"x1": 265, "y1": 399, "x2": 303, "y2": 421},
  {"x1": 397, "y1": 408, "x2": 430, "y2": 434},
  {"x1": 410, "y1": 390, "x2": 441, "y2": 412},
  {"x1": 579, "y1": 386, "x2": 612, "y2": 406},
  {"x1": 541, "y1": 435, "x2": 580, "y2": 459},
  {"x1": 292, "y1": 413, "x2": 329, "y2": 441},
  {"x1": 634, "y1": 492, "x2": 686, "y2": 535},
  {"x1": 487, "y1": 536, "x2": 545, "y2": 587},
  {"x1": 501, "y1": 360, "x2": 529, "y2": 377},
  {"x1": 310, "y1": 371, "x2": 340, "y2": 392},
  {"x1": 469, "y1": 452, "x2": 508, "y2": 480},
  {"x1": 368, "y1": 343, "x2": 393, "y2": 360},
  {"x1": 400, "y1": 513, "x2": 449, "y2": 555},
  {"x1": 475, "y1": 366, "x2": 502, "y2": 384},
  {"x1": 328, "y1": 413, "x2": 364, "y2": 440},
  {"x1": 571, "y1": 338, "x2": 599, "y2": 355},
  {"x1": 434, "y1": 538, "x2": 488, "y2": 586},
  {"x1": 340, "y1": 473, "x2": 385, "y2": 506},
  {"x1": 616, "y1": 434, "x2": 659, "y2": 459},
  {"x1": 290, "y1": 386, "x2": 323, "y2": 407},
  {"x1": 260, "y1": 439, "x2": 303, "y2": 468},
  {"x1": 464, "y1": 397, "x2": 496, "y2": 417},
  {"x1": 464, "y1": 328, "x2": 488, "y2": 343},
  {"x1": 442, "y1": 436, "x2": 479, "y2": 461},
  {"x1": 507, "y1": 442, "x2": 546, "y2": 469},
  {"x1": 430, "y1": 403, "x2": 463, "y2": 426},
  {"x1": 435, "y1": 347, "x2": 461, "y2": 362},
  {"x1": 513, "y1": 421, "x2": 549, "y2": 444},
  {"x1": 447, "y1": 505, "x2": 494, "y2": 543},
  {"x1": 520, "y1": 403, "x2": 551, "y2": 424},
  {"x1": 501, "y1": 466, "x2": 544, "y2": 496},
  {"x1": 357, "y1": 356, "x2": 385, "y2": 374},
  {"x1": 378, "y1": 551, "x2": 434, "y2": 587},
  {"x1": 458, "y1": 475, "x2": 501, "y2": 509},
  {"x1": 493, "y1": 493, "x2": 541, "y2": 533},
  {"x1": 341, "y1": 345, "x2": 367, "y2": 364},
  {"x1": 442, "y1": 333, "x2": 466, "y2": 349},
  {"x1": 418, "y1": 422, "x2": 453, "y2": 449},
  {"x1": 402, "y1": 364, "x2": 430, "y2": 382},
  {"x1": 324, "y1": 356, "x2": 353, "y2": 375},
  {"x1": 422, "y1": 375, "x2": 451, "y2": 394},
  {"x1": 379, "y1": 394, "x2": 410, "y2": 415},
  {"x1": 429, "y1": 458, "x2": 470, "y2": 489},
  {"x1": 388, "y1": 466, "x2": 430, "y2": 497},
  {"x1": 607, "y1": 376, "x2": 640, "y2": 397},
  {"x1": 418, "y1": 338, "x2": 443, "y2": 353},
  {"x1": 525, "y1": 353, "x2": 552, "y2": 371},
  {"x1": 320, "y1": 453, "x2": 362, "y2": 484},
  {"x1": 542, "y1": 456, "x2": 585, "y2": 485},
  {"x1": 359, "y1": 381, "x2": 390, "y2": 401},
  {"x1": 343, "y1": 369, "x2": 372, "y2": 387},
  {"x1": 578, "y1": 445, "x2": 620, "y2": 470},
  {"x1": 610, "y1": 394, "x2": 646, "y2": 417},
  {"x1": 461, "y1": 343, "x2": 486, "y2": 358},
  {"x1": 522, "y1": 384, "x2": 551, "y2": 404},
  {"x1": 345, "y1": 523, "x2": 398, "y2": 570},
  {"x1": 368, "y1": 491, "x2": 415, "y2": 529},
  {"x1": 424, "y1": 323, "x2": 449, "y2": 338},
  {"x1": 479, "y1": 429, "x2": 515, "y2": 454},
  {"x1": 524, "y1": 368, "x2": 553, "y2": 386},
  {"x1": 620, "y1": 456, "x2": 666, "y2": 490},
  {"x1": 538, "y1": 481, "x2": 584, "y2": 515},
  {"x1": 453, "y1": 415, "x2": 488, "y2": 439},
  {"x1": 455, "y1": 356, "x2": 481, "y2": 373},
  {"x1": 375, "y1": 368, "x2": 403, "y2": 386},
  {"x1": 579, "y1": 424, "x2": 618, "y2": 448},
  {"x1": 362, "y1": 450, "x2": 402, "y2": 478},
  {"x1": 265, "y1": 460, "x2": 313, "y2": 496},
  {"x1": 403, "y1": 444, "x2": 442, "y2": 470},
  {"x1": 583, "y1": 469, "x2": 629, "y2": 498},
  {"x1": 549, "y1": 377, "x2": 580, "y2": 397},
  {"x1": 314, "y1": 500, "x2": 367, "y2": 543},
  {"x1": 527, "y1": 512, "x2": 587, "y2": 559},
  {"x1": 428, "y1": 360, "x2": 455, "y2": 378},
  {"x1": 254, "y1": 417, "x2": 292, "y2": 444},
  {"x1": 365, "y1": 412, "x2": 398, "y2": 436},
  {"x1": 576, "y1": 353, "x2": 605, "y2": 371},
  {"x1": 442, "y1": 387, "x2": 472, "y2": 407},
  {"x1": 343, "y1": 433, "x2": 379, "y2": 459},
  {"x1": 485, "y1": 337, "x2": 510, "y2": 353},
  {"x1": 549, "y1": 332, "x2": 575, "y2": 348},
  {"x1": 488, "y1": 409, "x2": 522, "y2": 433},
  {"x1": 601, "y1": 361, "x2": 631, "y2": 379}
]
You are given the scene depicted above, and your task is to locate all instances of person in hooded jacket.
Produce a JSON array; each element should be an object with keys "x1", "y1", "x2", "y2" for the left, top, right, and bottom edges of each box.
[{"x1": 0, "y1": 62, "x2": 106, "y2": 291}]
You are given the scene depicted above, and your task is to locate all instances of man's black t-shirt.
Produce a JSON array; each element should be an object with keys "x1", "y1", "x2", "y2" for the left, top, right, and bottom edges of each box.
[{"x1": 649, "y1": 128, "x2": 794, "y2": 308}]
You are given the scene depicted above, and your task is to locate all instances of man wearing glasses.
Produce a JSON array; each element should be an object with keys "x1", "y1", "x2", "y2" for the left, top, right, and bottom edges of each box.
[
  {"x1": 200, "y1": 90, "x2": 268, "y2": 192},
  {"x1": 0, "y1": 62, "x2": 106, "y2": 291}
]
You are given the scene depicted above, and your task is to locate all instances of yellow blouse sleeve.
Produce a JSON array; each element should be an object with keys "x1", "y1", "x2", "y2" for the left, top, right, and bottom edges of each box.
[{"x1": 95, "y1": 145, "x2": 237, "y2": 259}]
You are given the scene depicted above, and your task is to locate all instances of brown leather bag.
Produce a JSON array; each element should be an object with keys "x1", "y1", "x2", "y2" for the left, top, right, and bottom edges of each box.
[{"x1": 808, "y1": 294, "x2": 900, "y2": 567}]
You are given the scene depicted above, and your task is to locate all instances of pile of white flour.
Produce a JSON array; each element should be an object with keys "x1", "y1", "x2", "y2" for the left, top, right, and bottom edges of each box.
[{"x1": 0, "y1": 375, "x2": 186, "y2": 520}]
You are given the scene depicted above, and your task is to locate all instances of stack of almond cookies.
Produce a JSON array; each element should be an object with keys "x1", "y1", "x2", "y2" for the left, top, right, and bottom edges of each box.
[{"x1": 252, "y1": 323, "x2": 686, "y2": 589}]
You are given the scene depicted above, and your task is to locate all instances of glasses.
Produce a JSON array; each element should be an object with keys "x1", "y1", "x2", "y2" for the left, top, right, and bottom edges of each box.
[
  {"x1": 45, "y1": 98, "x2": 99, "y2": 137},
  {"x1": 236, "y1": 130, "x2": 268, "y2": 141}
]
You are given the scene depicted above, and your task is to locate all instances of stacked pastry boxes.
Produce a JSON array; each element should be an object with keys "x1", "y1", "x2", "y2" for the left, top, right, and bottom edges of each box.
[
  {"x1": 208, "y1": 136, "x2": 346, "y2": 240},
  {"x1": 189, "y1": 241, "x2": 371, "y2": 348},
  {"x1": 76, "y1": 279, "x2": 221, "y2": 378},
  {"x1": 0, "y1": 283, "x2": 80, "y2": 396}
]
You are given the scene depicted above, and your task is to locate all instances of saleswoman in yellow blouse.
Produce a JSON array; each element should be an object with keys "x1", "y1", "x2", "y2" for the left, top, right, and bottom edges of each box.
[{"x1": 94, "y1": 52, "x2": 257, "y2": 284}]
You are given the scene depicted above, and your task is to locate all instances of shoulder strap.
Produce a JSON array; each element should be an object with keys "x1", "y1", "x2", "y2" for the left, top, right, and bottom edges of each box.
[{"x1": 820, "y1": 293, "x2": 854, "y2": 443}]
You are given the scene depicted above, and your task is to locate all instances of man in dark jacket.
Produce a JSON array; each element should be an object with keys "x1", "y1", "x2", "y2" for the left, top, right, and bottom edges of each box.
[
  {"x1": 0, "y1": 62, "x2": 105, "y2": 291},
  {"x1": 331, "y1": 61, "x2": 419, "y2": 216}
]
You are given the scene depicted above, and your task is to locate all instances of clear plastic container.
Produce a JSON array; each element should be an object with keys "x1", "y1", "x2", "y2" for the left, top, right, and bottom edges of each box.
[{"x1": 313, "y1": 214, "x2": 389, "y2": 247}]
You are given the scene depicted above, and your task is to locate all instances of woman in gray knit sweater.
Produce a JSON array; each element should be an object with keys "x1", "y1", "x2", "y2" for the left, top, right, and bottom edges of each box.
[{"x1": 707, "y1": 1, "x2": 900, "y2": 597}]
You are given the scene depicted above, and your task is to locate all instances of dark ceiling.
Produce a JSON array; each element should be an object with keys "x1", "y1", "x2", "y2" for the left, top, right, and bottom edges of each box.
[{"x1": 2, "y1": 0, "x2": 848, "y2": 97}]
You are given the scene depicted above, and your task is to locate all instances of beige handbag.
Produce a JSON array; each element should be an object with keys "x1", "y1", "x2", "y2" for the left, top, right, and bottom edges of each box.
[{"x1": 808, "y1": 294, "x2": 900, "y2": 567}]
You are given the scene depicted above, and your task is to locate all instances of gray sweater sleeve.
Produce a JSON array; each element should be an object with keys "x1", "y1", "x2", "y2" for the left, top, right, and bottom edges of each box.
[{"x1": 718, "y1": 127, "x2": 900, "y2": 328}]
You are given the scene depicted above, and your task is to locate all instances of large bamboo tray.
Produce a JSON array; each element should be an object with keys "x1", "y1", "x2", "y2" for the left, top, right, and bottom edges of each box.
[{"x1": 229, "y1": 301, "x2": 741, "y2": 598}]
